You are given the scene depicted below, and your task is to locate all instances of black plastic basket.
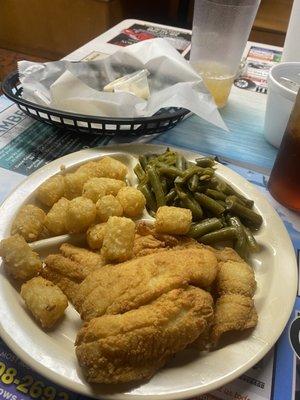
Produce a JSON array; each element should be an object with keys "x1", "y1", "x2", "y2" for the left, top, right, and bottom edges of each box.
[{"x1": 1, "y1": 71, "x2": 189, "y2": 137}]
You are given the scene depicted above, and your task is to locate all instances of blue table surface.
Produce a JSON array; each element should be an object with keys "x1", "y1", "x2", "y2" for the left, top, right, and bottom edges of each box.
[
  {"x1": 151, "y1": 87, "x2": 278, "y2": 174},
  {"x1": 0, "y1": 86, "x2": 278, "y2": 174}
]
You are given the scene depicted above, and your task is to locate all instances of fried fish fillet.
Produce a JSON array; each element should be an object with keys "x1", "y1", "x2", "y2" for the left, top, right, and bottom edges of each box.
[
  {"x1": 133, "y1": 233, "x2": 169, "y2": 257},
  {"x1": 42, "y1": 244, "x2": 105, "y2": 303},
  {"x1": 60, "y1": 243, "x2": 105, "y2": 269},
  {"x1": 74, "y1": 247, "x2": 218, "y2": 321},
  {"x1": 211, "y1": 294, "x2": 258, "y2": 344},
  {"x1": 212, "y1": 247, "x2": 243, "y2": 263},
  {"x1": 215, "y1": 260, "x2": 256, "y2": 297},
  {"x1": 76, "y1": 286, "x2": 213, "y2": 383},
  {"x1": 42, "y1": 255, "x2": 87, "y2": 303}
]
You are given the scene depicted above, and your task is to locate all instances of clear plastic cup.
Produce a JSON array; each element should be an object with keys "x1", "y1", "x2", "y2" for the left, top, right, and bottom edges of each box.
[{"x1": 190, "y1": 0, "x2": 260, "y2": 108}]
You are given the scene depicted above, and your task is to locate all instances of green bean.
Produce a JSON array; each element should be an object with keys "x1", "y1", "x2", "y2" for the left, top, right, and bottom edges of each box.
[
  {"x1": 165, "y1": 188, "x2": 177, "y2": 204},
  {"x1": 138, "y1": 184, "x2": 157, "y2": 212},
  {"x1": 134, "y1": 163, "x2": 146, "y2": 182},
  {"x1": 207, "y1": 177, "x2": 220, "y2": 189},
  {"x1": 220, "y1": 215, "x2": 227, "y2": 227},
  {"x1": 226, "y1": 199, "x2": 263, "y2": 229},
  {"x1": 205, "y1": 189, "x2": 226, "y2": 201},
  {"x1": 244, "y1": 227, "x2": 260, "y2": 253},
  {"x1": 145, "y1": 154, "x2": 156, "y2": 162},
  {"x1": 217, "y1": 200, "x2": 226, "y2": 208},
  {"x1": 174, "y1": 196, "x2": 181, "y2": 207},
  {"x1": 227, "y1": 216, "x2": 247, "y2": 259},
  {"x1": 176, "y1": 187, "x2": 203, "y2": 220},
  {"x1": 199, "y1": 227, "x2": 237, "y2": 244},
  {"x1": 156, "y1": 149, "x2": 177, "y2": 165},
  {"x1": 138, "y1": 155, "x2": 148, "y2": 171},
  {"x1": 176, "y1": 155, "x2": 187, "y2": 171},
  {"x1": 188, "y1": 218, "x2": 223, "y2": 238},
  {"x1": 161, "y1": 177, "x2": 168, "y2": 194},
  {"x1": 147, "y1": 166, "x2": 166, "y2": 208},
  {"x1": 194, "y1": 193, "x2": 225, "y2": 215},
  {"x1": 222, "y1": 185, "x2": 254, "y2": 208},
  {"x1": 199, "y1": 174, "x2": 211, "y2": 181},
  {"x1": 188, "y1": 174, "x2": 199, "y2": 192},
  {"x1": 195, "y1": 156, "x2": 216, "y2": 167},
  {"x1": 158, "y1": 165, "x2": 183, "y2": 178},
  {"x1": 196, "y1": 184, "x2": 209, "y2": 193},
  {"x1": 226, "y1": 194, "x2": 254, "y2": 209},
  {"x1": 214, "y1": 180, "x2": 227, "y2": 193},
  {"x1": 180, "y1": 166, "x2": 205, "y2": 182},
  {"x1": 182, "y1": 196, "x2": 203, "y2": 220},
  {"x1": 200, "y1": 167, "x2": 215, "y2": 177}
]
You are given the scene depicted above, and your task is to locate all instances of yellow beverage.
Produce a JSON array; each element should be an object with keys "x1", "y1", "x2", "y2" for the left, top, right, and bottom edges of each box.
[{"x1": 193, "y1": 62, "x2": 235, "y2": 108}]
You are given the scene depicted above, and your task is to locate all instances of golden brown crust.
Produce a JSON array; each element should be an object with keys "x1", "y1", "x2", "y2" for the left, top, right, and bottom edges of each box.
[
  {"x1": 0, "y1": 234, "x2": 41, "y2": 281},
  {"x1": 74, "y1": 247, "x2": 218, "y2": 321},
  {"x1": 43, "y1": 244, "x2": 105, "y2": 303},
  {"x1": 76, "y1": 287, "x2": 213, "y2": 383},
  {"x1": 216, "y1": 260, "x2": 256, "y2": 297},
  {"x1": 42, "y1": 254, "x2": 87, "y2": 302},
  {"x1": 155, "y1": 206, "x2": 192, "y2": 235},
  {"x1": 21, "y1": 276, "x2": 68, "y2": 329},
  {"x1": 60, "y1": 243, "x2": 105, "y2": 270},
  {"x1": 211, "y1": 247, "x2": 243, "y2": 263},
  {"x1": 211, "y1": 294, "x2": 258, "y2": 344},
  {"x1": 132, "y1": 234, "x2": 167, "y2": 257},
  {"x1": 11, "y1": 204, "x2": 46, "y2": 242}
]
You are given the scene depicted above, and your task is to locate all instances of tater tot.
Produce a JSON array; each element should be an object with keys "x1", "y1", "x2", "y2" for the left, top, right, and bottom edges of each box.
[
  {"x1": 101, "y1": 216, "x2": 135, "y2": 262},
  {"x1": 0, "y1": 235, "x2": 41, "y2": 280},
  {"x1": 116, "y1": 187, "x2": 146, "y2": 218},
  {"x1": 21, "y1": 276, "x2": 68, "y2": 329},
  {"x1": 11, "y1": 204, "x2": 46, "y2": 242},
  {"x1": 44, "y1": 198, "x2": 70, "y2": 235},
  {"x1": 76, "y1": 161, "x2": 99, "y2": 178},
  {"x1": 155, "y1": 206, "x2": 192, "y2": 235},
  {"x1": 64, "y1": 172, "x2": 89, "y2": 200},
  {"x1": 83, "y1": 177, "x2": 126, "y2": 203},
  {"x1": 65, "y1": 197, "x2": 96, "y2": 233},
  {"x1": 86, "y1": 223, "x2": 107, "y2": 249},
  {"x1": 96, "y1": 195, "x2": 123, "y2": 222},
  {"x1": 95, "y1": 156, "x2": 128, "y2": 181},
  {"x1": 36, "y1": 174, "x2": 66, "y2": 207}
]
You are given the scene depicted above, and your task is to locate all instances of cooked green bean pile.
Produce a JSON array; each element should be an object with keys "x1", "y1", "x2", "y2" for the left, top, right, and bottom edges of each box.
[{"x1": 135, "y1": 148, "x2": 262, "y2": 259}]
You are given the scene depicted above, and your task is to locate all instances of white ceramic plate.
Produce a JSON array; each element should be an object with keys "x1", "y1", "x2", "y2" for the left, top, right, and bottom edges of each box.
[{"x1": 0, "y1": 144, "x2": 297, "y2": 400}]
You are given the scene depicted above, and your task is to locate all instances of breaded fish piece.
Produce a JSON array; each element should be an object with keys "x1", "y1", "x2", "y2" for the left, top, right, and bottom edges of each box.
[
  {"x1": 74, "y1": 247, "x2": 218, "y2": 320},
  {"x1": 60, "y1": 243, "x2": 105, "y2": 269},
  {"x1": 132, "y1": 234, "x2": 167, "y2": 257},
  {"x1": 212, "y1": 247, "x2": 243, "y2": 263},
  {"x1": 42, "y1": 255, "x2": 87, "y2": 302},
  {"x1": 216, "y1": 260, "x2": 256, "y2": 297},
  {"x1": 76, "y1": 286, "x2": 213, "y2": 383},
  {"x1": 211, "y1": 294, "x2": 258, "y2": 344},
  {"x1": 134, "y1": 222, "x2": 202, "y2": 257}
]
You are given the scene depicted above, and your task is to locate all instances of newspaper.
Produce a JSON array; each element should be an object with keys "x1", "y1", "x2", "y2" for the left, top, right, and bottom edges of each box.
[
  {"x1": 0, "y1": 18, "x2": 298, "y2": 400},
  {"x1": 234, "y1": 46, "x2": 282, "y2": 94},
  {"x1": 107, "y1": 23, "x2": 191, "y2": 55}
]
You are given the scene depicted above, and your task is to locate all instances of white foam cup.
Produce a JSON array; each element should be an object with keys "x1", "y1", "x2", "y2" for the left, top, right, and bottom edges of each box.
[{"x1": 264, "y1": 62, "x2": 300, "y2": 148}]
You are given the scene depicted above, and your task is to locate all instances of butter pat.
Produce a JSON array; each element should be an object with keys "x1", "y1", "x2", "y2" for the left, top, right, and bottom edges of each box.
[{"x1": 103, "y1": 69, "x2": 150, "y2": 100}]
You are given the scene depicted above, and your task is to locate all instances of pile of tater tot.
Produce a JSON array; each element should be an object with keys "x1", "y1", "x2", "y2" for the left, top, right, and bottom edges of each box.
[
  {"x1": 0, "y1": 156, "x2": 153, "y2": 328},
  {"x1": 0, "y1": 155, "x2": 195, "y2": 330}
]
